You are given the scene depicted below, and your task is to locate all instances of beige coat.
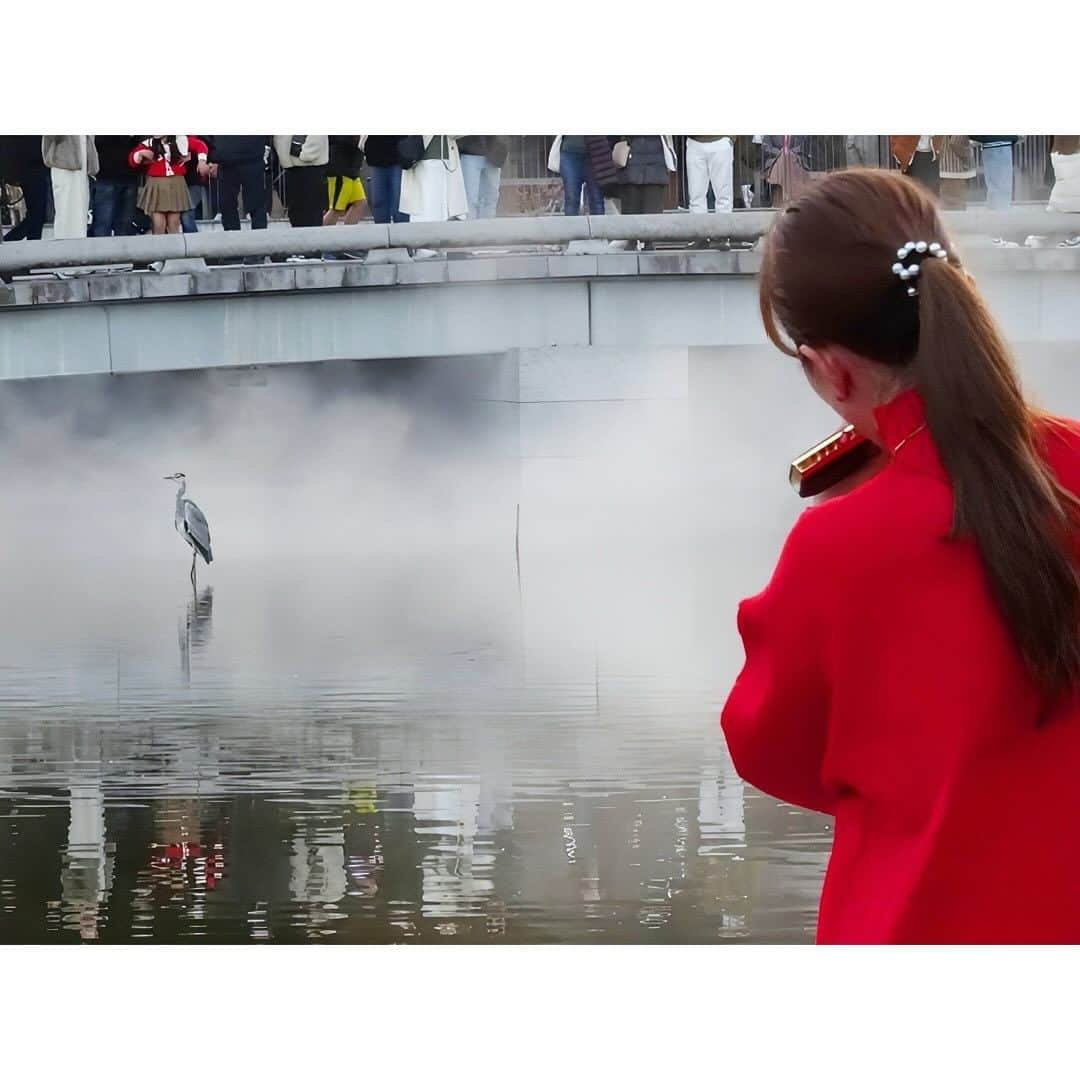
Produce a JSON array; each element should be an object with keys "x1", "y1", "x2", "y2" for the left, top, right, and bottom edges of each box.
[
  {"x1": 41, "y1": 136, "x2": 98, "y2": 176},
  {"x1": 272, "y1": 135, "x2": 329, "y2": 169}
]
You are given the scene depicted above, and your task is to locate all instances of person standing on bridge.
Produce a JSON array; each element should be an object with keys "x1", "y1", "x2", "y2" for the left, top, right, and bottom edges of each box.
[
  {"x1": 273, "y1": 135, "x2": 330, "y2": 230},
  {"x1": 722, "y1": 167, "x2": 1080, "y2": 943},
  {"x1": 398, "y1": 136, "x2": 468, "y2": 224},
  {"x1": 685, "y1": 136, "x2": 735, "y2": 215},
  {"x1": 210, "y1": 136, "x2": 270, "y2": 235},
  {"x1": 129, "y1": 137, "x2": 209, "y2": 236},
  {"x1": 42, "y1": 136, "x2": 99, "y2": 240}
]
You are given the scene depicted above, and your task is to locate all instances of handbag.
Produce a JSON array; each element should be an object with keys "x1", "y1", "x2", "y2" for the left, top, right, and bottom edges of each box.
[
  {"x1": 612, "y1": 139, "x2": 631, "y2": 169},
  {"x1": 397, "y1": 135, "x2": 425, "y2": 170}
]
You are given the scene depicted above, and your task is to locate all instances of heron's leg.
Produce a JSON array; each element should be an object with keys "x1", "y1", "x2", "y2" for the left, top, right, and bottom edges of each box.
[{"x1": 190, "y1": 551, "x2": 197, "y2": 588}]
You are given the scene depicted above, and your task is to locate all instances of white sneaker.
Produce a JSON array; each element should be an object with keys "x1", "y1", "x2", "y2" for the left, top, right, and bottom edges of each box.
[{"x1": 412, "y1": 248, "x2": 441, "y2": 260}]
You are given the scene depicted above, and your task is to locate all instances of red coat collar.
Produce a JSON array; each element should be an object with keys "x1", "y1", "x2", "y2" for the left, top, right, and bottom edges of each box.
[{"x1": 872, "y1": 387, "x2": 943, "y2": 477}]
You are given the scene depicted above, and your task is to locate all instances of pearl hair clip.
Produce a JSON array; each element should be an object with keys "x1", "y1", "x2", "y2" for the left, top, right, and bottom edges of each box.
[{"x1": 891, "y1": 240, "x2": 948, "y2": 297}]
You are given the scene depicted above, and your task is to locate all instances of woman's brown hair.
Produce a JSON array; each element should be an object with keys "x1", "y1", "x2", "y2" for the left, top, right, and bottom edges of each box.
[{"x1": 759, "y1": 167, "x2": 1080, "y2": 703}]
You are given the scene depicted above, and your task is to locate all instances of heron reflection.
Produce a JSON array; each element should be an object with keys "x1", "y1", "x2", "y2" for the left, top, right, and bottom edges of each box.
[{"x1": 179, "y1": 585, "x2": 214, "y2": 685}]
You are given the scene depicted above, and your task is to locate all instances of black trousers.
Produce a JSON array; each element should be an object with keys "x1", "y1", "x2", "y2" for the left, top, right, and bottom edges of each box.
[
  {"x1": 220, "y1": 158, "x2": 268, "y2": 231},
  {"x1": 284, "y1": 165, "x2": 327, "y2": 228},
  {"x1": 618, "y1": 183, "x2": 666, "y2": 215}
]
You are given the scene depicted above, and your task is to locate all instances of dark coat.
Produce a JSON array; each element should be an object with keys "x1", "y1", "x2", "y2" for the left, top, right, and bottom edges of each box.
[
  {"x1": 328, "y1": 136, "x2": 364, "y2": 178},
  {"x1": 213, "y1": 136, "x2": 269, "y2": 166},
  {"x1": 586, "y1": 135, "x2": 619, "y2": 194},
  {"x1": 612, "y1": 136, "x2": 669, "y2": 187}
]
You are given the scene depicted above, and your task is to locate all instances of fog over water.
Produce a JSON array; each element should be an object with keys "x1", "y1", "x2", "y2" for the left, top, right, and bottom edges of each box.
[{"x1": 1, "y1": 342, "x2": 1074, "y2": 942}]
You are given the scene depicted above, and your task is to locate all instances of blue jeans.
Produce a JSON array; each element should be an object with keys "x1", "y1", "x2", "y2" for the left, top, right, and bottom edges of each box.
[
  {"x1": 180, "y1": 185, "x2": 206, "y2": 233},
  {"x1": 459, "y1": 153, "x2": 501, "y2": 218},
  {"x1": 367, "y1": 164, "x2": 409, "y2": 223},
  {"x1": 559, "y1": 149, "x2": 603, "y2": 215},
  {"x1": 90, "y1": 178, "x2": 138, "y2": 237},
  {"x1": 982, "y1": 144, "x2": 1014, "y2": 210}
]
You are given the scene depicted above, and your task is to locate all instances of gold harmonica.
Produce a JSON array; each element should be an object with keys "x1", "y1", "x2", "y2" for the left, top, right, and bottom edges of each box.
[{"x1": 789, "y1": 425, "x2": 882, "y2": 498}]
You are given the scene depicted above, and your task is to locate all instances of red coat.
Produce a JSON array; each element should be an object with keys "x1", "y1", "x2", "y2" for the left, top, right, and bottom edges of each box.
[
  {"x1": 128, "y1": 136, "x2": 208, "y2": 178},
  {"x1": 721, "y1": 388, "x2": 1080, "y2": 943}
]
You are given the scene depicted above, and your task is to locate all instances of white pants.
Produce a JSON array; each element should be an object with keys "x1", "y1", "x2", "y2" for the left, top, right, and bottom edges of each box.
[
  {"x1": 51, "y1": 165, "x2": 90, "y2": 239},
  {"x1": 687, "y1": 137, "x2": 733, "y2": 213}
]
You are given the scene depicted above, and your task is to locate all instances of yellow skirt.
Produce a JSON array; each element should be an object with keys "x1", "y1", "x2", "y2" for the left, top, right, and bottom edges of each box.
[{"x1": 327, "y1": 174, "x2": 366, "y2": 211}]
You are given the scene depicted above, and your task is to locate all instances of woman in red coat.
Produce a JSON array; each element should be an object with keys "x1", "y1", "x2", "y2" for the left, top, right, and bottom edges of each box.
[{"x1": 721, "y1": 168, "x2": 1080, "y2": 944}]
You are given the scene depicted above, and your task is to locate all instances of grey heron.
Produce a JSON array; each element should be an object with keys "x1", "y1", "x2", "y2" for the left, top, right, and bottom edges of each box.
[{"x1": 165, "y1": 473, "x2": 213, "y2": 585}]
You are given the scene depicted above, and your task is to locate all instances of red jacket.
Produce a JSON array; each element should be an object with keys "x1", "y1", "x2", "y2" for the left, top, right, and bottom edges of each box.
[
  {"x1": 721, "y1": 388, "x2": 1080, "y2": 943},
  {"x1": 128, "y1": 136, "x2": 208, "y2": 178}
]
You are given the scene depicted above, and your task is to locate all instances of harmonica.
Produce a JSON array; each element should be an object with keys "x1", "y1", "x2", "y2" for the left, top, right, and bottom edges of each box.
[{"x1": 789, "y1": 425, "x2": 882, "y2": 498}]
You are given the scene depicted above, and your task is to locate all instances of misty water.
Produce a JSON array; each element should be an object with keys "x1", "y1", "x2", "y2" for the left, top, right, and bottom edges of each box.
[{"x1": 9, "y1": 343, "x2": 1012, "y2": 945}]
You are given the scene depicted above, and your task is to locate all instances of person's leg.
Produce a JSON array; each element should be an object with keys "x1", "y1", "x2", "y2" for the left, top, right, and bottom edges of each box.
[
  {"x1": 219, "y1": 163, "x2": 243, "y2": 230},
  {"x1": 477, "y1": 162, "x2": 501, "y2": 218},
  {"x1": 180, "y1": 185, "x2": 201, "y2": 233},
  {"x1": 288, "y1": 166, "x2": 326, "y2": 228},
  {"x1": 560, "y1": 150, "x2": 585, "y2": 215},
  {"x1": 324, "y1": 175, "x2": 343, "y2": 225},
  {"x1": 241, "y1": 160, "x2": 268, "y2": 229},
  {"x1": 583, "y1": 157, "x2": 605, "y2": 215},
  {"x1": 115, "y1": 181, "x2": 138, "y2": 236},
  {"x1": 151, "y1": 211, "x2": 167, "y2": 235},
  {"x1": 52, "y1": 167, "x2": 89, "y2": 239},
  {"x1": 388, "y1": 165, "x2": 408, "y2": 223},
  {"x1": 459, "y1": 153, "x2": 483, "y2": 219},
  {"x1": 620, "y1": 185, "x2": 643, "y2": 215},
  {"x1": 983, "y1": 144, "x2": 1014, "y2": 210},
  {"x1": 710, "y1": 138, "x2": 734, "y2": 213},
  {"x1": 686, "y1": 138, "x2": 709, "y2": 213},
  {"x1": 89, "y1": 178, "x2": 117, "y2": 238},
  {"x1": 645, "y1": 185, "x2": 666, "y2": 214},
  {"x1": 341, "y1": 188, "x2": 368, "y2": 224},
  {"x1": 367, "y1": 166, "x2": 389, "y2": 223},
  {"x1": 165, "y1": 211, "x2": 181, "y2": 235}
]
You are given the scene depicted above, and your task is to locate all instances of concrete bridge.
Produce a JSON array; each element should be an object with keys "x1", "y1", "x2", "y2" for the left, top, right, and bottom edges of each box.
[{"x1": 1, "y1": 210, "x2": 1079, "y2": 382}]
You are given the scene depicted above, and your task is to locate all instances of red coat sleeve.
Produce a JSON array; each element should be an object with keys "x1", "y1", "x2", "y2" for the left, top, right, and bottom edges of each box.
[
  {"x1": 187, "y1": 136, "x2": 208, "y2": 160},
  {"x1": 128, "y1": 140, "x2": 149, "y2": 169},
  {"x1": 721, "y1": 509, "x2": 838, "y2": 815}
]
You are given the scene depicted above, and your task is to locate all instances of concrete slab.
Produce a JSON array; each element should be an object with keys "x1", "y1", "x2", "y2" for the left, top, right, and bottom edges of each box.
[
  {"x1": 365, "y1": 247, "x2": 413, "y2": 265},
  {"x1": 192, "y1": 269, "x2": 246, "y2": 295},
  {"x1": 548, "y1": 256, "x2": 598, "y2": 278},
  {"x1": 241, "y1": 266, "x2": 296, "y2": 292},
  {"x1": 638, "y1": 253, "x2": 691, "y2": 275},
  {"x1": 596, "y1": 253, "x2": 640, "y2": 276},
  {"x1": 87, "y1": 274, "x2": 143, "y2": 303},
  {"x1": 495, "y1": 255, "x2": 551, "y2": 280},
  {"x1": 344, "y1": 263, "x2": 397, "y2": 288},
  {"x1": 397, "y1": 260, "x2": 449, "y2": 285},
  {"x1": 684, "y1": 251, "x2": 739, "y2": 274},
  {"x1": 295, "y1": 263, "x2": 347, "y2": 290},
  {"x1": 448, "y1": 259, "x2": 499, "y2": 282},
  {"x1": 141, "y1": 274, "x2": 194, "y2": 299},
  {"x1": 160, "y1": 257, "x2": 208, "y2": 275},
  {"x1": 31, "y1": 278, "x2": 91, "y2": 305}
]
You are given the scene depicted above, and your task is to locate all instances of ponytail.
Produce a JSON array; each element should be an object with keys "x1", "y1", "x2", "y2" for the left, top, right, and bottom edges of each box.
[{"x1": 914, "y1": 255, "x2": 1080, "y2": 702}]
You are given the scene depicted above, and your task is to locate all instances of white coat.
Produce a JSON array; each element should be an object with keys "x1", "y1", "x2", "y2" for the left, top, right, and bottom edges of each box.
[
  {"x1": 399, "y1": 136, "x2": 469, "y2": 221},
  {"x1": 1049, "y1": 151, "x2": 1080, "y2": 213}
]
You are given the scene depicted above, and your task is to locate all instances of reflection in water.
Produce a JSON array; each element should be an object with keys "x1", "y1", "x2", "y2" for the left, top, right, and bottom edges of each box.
[{"x1": 179, "y1": 586, "x2": 213, "y2": 686}]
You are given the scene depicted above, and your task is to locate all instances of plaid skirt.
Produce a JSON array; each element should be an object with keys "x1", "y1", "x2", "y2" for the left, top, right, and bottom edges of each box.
[{"x1": 138, "y1": 174, "x2": 191, "y2": 214}]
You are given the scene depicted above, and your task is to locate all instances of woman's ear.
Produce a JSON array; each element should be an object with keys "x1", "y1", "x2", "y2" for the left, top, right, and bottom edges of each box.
[{"x1": 798, "y1": 344, "x2": 853, "y2": 403}]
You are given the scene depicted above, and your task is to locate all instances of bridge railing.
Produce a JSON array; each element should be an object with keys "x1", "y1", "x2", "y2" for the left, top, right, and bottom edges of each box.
[{"x1": 2, "y1": 209, "x2": 1078, "y2": 277}]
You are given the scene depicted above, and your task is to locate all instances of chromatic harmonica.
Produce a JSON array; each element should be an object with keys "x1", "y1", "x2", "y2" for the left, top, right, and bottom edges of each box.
[{"x1": 789, "y1": 425, "x2": 882, "y2": 498}]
